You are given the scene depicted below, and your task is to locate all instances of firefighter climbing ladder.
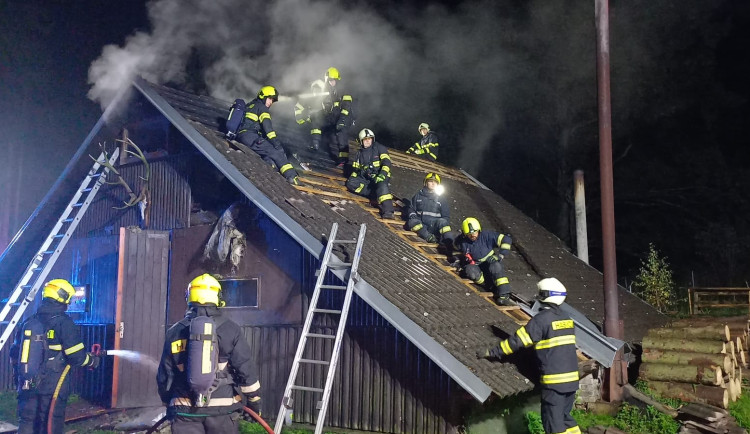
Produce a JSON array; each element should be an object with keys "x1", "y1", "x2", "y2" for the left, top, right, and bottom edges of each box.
[
  {"x1": 0, "y1": 148, "x2": 120, "y2": 352},
  {"x1": 274, "y1": 222, "x2": 366, "y2": 434}
]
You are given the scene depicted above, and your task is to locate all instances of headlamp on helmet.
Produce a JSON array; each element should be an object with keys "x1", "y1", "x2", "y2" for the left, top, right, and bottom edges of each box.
[
  {"x1": 461, "y1": 217, "x2": 481, "y2": 235},
  {"x1": 42, "y1": 279, "x2": 76, "y2": 304},
  {"x1": 537, "y1": 277, "x2": 567, "y2": 305}
]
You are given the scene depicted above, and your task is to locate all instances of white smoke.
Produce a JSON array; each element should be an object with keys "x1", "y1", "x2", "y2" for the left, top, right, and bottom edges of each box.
[{"x1": 86, "y1": 0, "x2": 544, "y2": 172}]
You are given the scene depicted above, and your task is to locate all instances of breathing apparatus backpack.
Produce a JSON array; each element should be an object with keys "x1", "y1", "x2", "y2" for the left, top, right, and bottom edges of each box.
[
  {"x1": 17, "y1": 315, "x2": 54, "y2": 391},
  {"x1": 225, "y1": 98, "x2": 246, "y2": 140},
  {"x1": 186, "y1": 314, "x2": 231, "y2": 407}
]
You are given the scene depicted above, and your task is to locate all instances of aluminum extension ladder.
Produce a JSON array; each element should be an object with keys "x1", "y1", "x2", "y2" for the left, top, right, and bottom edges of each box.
[
  {"x1": 0, "y1": 148, "x2": 120, "y2": 351},
  {"x1": 274, "y1": 223, "x2": 366, "y2": 434}
]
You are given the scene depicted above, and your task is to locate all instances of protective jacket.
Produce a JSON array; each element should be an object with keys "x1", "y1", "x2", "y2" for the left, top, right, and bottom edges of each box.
[
  {"x1": 238, "y1": 98, "x2": 283, "y2": 149},
  {"x1": 407, "y1": 187, "x2": 449, "y2": 222},
  {"x1": 455, "y1": 231, "x2": 512, "y2": 265},
  {"x1": 351, "y1": 141, "x2": 391, "y2": 181},
  {"x1": 321, "y1": 83, "x2": 353, "y2": 129},
  {"x1": 407, "y1": 131, "x2": 439, "y2": 161},
  {"x1": 157, "y1": 305, "x2": 261, "y2": 415},
  {"x1": 489, "y1": 304, "x2": 579, "y2": 393},
  {"x1": 10, "y1": 298, "x2": 96, "y2": 394}
]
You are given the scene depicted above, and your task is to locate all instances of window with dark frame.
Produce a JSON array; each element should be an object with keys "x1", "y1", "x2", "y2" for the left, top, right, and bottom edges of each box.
[{"x1": 218, "y1": 278, "x2": 260, "y2": 309}]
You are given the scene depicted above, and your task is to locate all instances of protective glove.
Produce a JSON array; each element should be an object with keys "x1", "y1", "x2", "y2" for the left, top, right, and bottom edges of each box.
[
  {"x1": 375, "y1": 174, "x2": 386, "y2": 183},
  {"x1": 225, "y1": 132, "x2": 236, "y2": 140},
  {"x1": 336, "y1": 123, "x2": 345, "y2": 132},
  {"x1": 87, "y1": 353, "x2": 101, "y2": 369},
  {"x1": 406, "y1": 148, "x2": 413, "y2": 154},
  {"x1": 475, "y1": 348, "x2": 490, "y2": 359}
]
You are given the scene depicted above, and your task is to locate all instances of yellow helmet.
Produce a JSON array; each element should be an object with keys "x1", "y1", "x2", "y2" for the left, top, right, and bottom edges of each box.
[
  {"x1": 187, "y1": 274, "x2": 222, "y2": 306},
  {"x1": 424, "y1": 173, "x2": 441, "y2": 185},
  {"x1": 325, "y1": 67, "x2": 341, "y2": 81},
  {"x1": 461, "y1": 217, "x2": 481, "y2": 235},
  {"x1": 358, "y1": 128, "x2": 375, "y2": 143},
  {"x1": 42, "y1": 279, "x2": 76, "y2": 304},
  {"x1": 418, "y1": 123, "x2": 430, "y2": 133},
  {"x1": 257, "y1": 85, "x2": 279, "y2": 102}
]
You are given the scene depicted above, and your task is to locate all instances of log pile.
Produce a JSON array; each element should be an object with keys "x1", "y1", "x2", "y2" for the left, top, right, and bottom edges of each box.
[{"x1": 640, "y1": 317, "x2": 750, "y2": 409}]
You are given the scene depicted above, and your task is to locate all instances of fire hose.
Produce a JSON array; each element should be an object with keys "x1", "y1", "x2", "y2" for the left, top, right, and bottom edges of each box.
[{"x1": 145, "y1": 407, "x2": 273, "y2": 434}]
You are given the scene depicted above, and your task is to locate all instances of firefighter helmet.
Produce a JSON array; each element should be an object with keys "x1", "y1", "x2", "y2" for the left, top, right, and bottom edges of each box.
[
  {"x1": 424, "y1": 173, "x2": 441, "y2": 185},
  {"x1": 418, "y1": 123, "x2": 430, "y2": 133},
  {"x1": 537, "y1": 277, "x2": 567, "y2": 305},
  {"x1": 325, "y1": 67, "x2": 341, "y2": 81},
  {"x1": 42, "y1": 279, "x2": 76, "y2": 304},
  {"x1": 461, "y1": 217, "x2": 481, "y2": 235},
  {"x1": 358, "y1": 128, "x2": 375, "y2": 144},
  {"x1": 257, "y1": 85, "x2": 279, "y2": 102},
  {"x1": 187, "y1": 274, "x2": 223, "y2": 306}
]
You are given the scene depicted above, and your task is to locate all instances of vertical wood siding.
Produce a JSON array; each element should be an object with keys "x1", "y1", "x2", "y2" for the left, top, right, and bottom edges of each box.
[{"x1": 243, "y1": 325, "x2": 461, "y2": 434}]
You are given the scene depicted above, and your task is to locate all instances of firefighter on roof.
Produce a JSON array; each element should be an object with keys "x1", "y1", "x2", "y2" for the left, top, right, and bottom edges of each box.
[
  {"x1": 346, "y1": 128, "x2": 395, "y2": 219},
  {"x1": 477, "y1": 278, "x2": 581, "y2": 434},
  {"x1": 406, "y1": 123, "x2": 439, "y2": 161},
  {"x1": 10, "y1": 279, "x2": 101, "y2": 434},
  {"x1": 406, "y1": 173, "x2": 455, "y2": 247},
  {"x1": 157, "y1": 274, "x2": 261, "y2": 434},
  {"x1": 236, "y1": 85, "x2": 301, "y2": 185},
  {"x1": 455, "y1": 217, "x2": 515, "y2": 306},
  {"x1": 309, "y1": 67, "x2": 354, "y2": 167}
]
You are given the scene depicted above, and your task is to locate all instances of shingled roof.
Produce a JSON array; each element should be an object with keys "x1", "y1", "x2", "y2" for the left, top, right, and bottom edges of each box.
[{"x1": 134, "y1": 78, "x2": 668, "y2": 401}]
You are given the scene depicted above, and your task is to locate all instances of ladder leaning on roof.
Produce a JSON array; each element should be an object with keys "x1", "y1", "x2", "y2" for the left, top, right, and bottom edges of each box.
[
  {"x1": 0, "y1": 148, "x2": 120, "y2": 352},
  {"x1": 274, "y1": 222, "x2": 366, "y2": 434}
]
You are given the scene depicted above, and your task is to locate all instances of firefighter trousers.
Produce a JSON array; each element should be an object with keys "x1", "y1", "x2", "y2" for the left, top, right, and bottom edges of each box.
[
  {"x1": 171, "y1": 412, "x2": 240, "y2": 434},
  {"x1": 345, "y1": 176, "x2": 393, "y2": 215},
  {"x1": 407, "y1": 217, "x2": 453, "y2": 244},
  {"x1": 236, "y1": 135, "x2": 298, "y2": 181},
  {"x1": 17, "y1": 392, "x2": 68, "y2": 434},
  {"x1": 541, "y1": 388, "x2": 580, "y2": 434},
  {"x1": 464, "y1": 259, "x2": 511, "y2": 296},
  {"x1": 310, "y1": 113, "x2": 349, "y2": 164}
]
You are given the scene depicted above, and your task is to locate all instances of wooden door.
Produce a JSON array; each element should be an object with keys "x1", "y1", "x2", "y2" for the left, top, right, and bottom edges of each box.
[{"x1": 112, "y1": 227, "x2": 170, "y2": 408}]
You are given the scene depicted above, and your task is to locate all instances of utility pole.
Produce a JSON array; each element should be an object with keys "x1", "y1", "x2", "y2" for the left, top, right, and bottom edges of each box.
[{"x1": 595, "y1": 0, "x2": 626, "y2": 401}]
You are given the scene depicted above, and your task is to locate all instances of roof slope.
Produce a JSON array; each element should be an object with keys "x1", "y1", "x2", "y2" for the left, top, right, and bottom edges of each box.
[{"x1": 135, "y1": 80, "x2": 668, "y2": 400}]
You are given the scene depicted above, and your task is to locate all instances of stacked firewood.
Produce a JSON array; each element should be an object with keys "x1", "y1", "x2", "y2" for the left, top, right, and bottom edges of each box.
[{"x1": 639, "y1": 317, "x2": 749, "y2": 409}]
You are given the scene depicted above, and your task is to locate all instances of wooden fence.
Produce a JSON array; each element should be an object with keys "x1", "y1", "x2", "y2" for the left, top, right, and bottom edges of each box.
[{"x1": 688, "y1": 287, "x2": 750, "y2": 314}]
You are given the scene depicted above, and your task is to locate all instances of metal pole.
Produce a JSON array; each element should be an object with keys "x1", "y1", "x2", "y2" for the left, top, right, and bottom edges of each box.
[
  {"x1": 596, "y1": 0, "x2": 625, "y2": 402},
  {"x1": 574, "y1": 170, "x2": 589, "y2": 264}
]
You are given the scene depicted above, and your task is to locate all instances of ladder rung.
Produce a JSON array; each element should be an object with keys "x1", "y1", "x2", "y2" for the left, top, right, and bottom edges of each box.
[
  {"x1": 328, "y1": 263, "x2": 352, "y2": 268},
  {"x1": 291, "y1": 385, "x2": 325, "y2": 393},
  {"x1": 62, "y1": 218, "x2": 74, "y2": 223},
  {"x1": 30, "y1": 267, "x2": 43, "y2": 272},
  {"x1": 53, "y1": 234, "x2": 66, "y2": 239},
  {"x1": 306, "y1": 333, "x2": 336, "y2": 339},
  {"x1": 88, "y1": 172, "x2": 104, "y2": 179},
  {"x1": 72, "y1": 203, "x2": 84, "y2": 208},
  {"x1": 299, "y1": 359, "x2": 330, "y2": 365},
  {"x1": 80, "y1": 187, "x2": 93, "y2": 193},
  {"x1": 41, "y1": 250, "x2": 54, "y2": 255},
  {"x1": 333, "y1": 239, "x2": 357, "y2": 244},
  {"x1": 319, "y1": 285, "x2": 347, "y2": 290},
  {"x1": 313, "y1": 308, "x2": 341, "y2": 314}
]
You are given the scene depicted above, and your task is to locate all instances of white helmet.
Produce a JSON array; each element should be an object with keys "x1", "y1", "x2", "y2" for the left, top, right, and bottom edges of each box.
[
  {"x1": 537, "y1": 278, "x2": 567, "y2": 305},
  {"x1": 358, "y1": 128, "x2": 375, "y2": 143}
]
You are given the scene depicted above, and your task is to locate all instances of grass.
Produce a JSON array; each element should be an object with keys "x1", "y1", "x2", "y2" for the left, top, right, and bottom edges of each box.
[{"x1": 730, "y1": 391, "x2": 750, "y2": 428}]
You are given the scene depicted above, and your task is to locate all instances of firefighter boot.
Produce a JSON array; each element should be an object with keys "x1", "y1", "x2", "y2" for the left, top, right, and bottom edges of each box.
[{"x1": 380, "y1": 199, "x2": 394, "y2": 220}]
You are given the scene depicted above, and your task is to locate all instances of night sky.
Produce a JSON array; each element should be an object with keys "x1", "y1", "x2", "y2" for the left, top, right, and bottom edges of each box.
[{"x1": 2, "y1": 0, "x2": 749, "y2": 291}]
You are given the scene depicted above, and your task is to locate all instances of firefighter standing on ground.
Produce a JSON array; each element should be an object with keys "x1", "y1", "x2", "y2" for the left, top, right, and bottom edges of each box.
[
  {"x1": 10, "y1": 279, "x2": 101, "y2": 434},
  {"x1": 454, "y1": 217, "x2": 515, "y2": 306},
  {"x1": 406, "y1": 173, "x2": 454, "y2": 247},
  {"x1": 236, "y1": 85, "x2": 300, "y2": 185},
  {"x1": 476, "y1": 278, "x2": 581, "y2": 434},
  {"x1": 406, "y1": 123, "x2": 439, "y2": 161},
  {"x1": 346, "y1": 128, "x2": 395, "y2": 219},
  {"x1": 157, "y1": 274, "x2": 261, "y2": 434},
  {"x1": 309, "y1": 67, "x2": 354, "y2": 167}
]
